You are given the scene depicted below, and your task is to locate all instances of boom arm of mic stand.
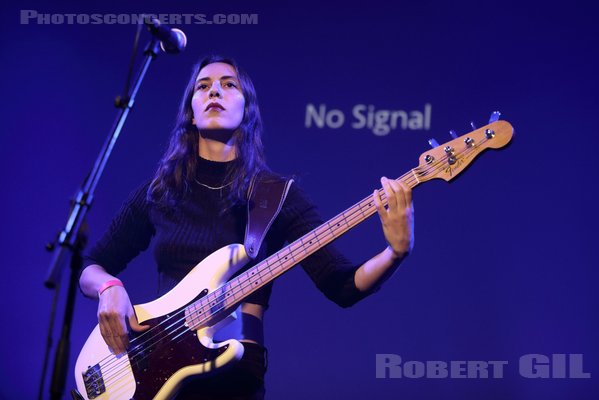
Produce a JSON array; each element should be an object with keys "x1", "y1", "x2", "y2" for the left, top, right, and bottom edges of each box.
[{"x1": 44, "y1": 38, "x2": 161, "y2": 288}]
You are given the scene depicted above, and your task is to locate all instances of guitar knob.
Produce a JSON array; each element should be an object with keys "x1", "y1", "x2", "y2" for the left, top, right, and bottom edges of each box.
[
  {"x1": 449, "y1": 130, "x2": 457, "y2": 139},
  {"x1": 488, "y1": 111, "x2": 501, "y2": 123},
  {"x1": 428, "y1": 138, "x2": 440, "y2": 148}
]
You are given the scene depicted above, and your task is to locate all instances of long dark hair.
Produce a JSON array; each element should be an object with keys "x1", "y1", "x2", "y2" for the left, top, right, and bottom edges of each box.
[{"x1": 149, "y1": 55, "x2": 267, "y2": 207}]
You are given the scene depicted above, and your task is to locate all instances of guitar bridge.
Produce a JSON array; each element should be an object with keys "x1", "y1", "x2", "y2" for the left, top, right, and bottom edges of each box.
[{"x1": 82, "y1": 363, "x2": 105, "y2": 399}]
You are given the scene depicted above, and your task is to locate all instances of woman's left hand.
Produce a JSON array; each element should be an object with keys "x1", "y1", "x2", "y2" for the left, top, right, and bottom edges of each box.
[{"x1": 373, "y1": 177, "x2": 415, "y2": 259}]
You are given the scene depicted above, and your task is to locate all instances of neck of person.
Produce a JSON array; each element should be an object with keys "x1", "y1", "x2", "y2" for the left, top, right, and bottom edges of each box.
[{"x1": 198, "y1": 130, "x2": 237, "y2": 162}]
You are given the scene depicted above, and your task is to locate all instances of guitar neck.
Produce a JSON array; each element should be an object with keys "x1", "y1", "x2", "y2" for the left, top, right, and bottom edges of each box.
[{"x1": 187, "y1": 119, "x2": 514, "y2": 328}]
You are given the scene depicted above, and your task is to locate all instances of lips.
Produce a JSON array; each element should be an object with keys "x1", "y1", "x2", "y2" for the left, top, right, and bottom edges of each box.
[{"x1": 205, "y1": 102, "x2": 225, "y2": 111}]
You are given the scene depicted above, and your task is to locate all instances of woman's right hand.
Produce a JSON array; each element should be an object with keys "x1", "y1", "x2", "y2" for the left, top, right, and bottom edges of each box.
[{"x1": 97, "y1": 285, "x2": 149, "y2": 355}]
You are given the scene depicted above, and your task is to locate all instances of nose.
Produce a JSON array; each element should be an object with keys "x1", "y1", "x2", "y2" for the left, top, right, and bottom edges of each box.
[{"x1": 209, "y1": 81, "x2": 222, "y2": 98}]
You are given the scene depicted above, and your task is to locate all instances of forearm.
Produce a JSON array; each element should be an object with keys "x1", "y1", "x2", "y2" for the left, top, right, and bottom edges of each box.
[
  {"x1": 354, "y1": 246, "x2": 407, "y2": 292},
  {"x1": 355, "y1": 176, "x2": 414, "y2": 293},
  {"x1": 80, "y1": 264, "x2": 118, "y2": 299}
]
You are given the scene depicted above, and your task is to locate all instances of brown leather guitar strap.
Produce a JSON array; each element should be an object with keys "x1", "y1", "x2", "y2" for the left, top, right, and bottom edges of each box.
[{"x1": 244, "y1": 172, "x2": 294, "y2": 259}]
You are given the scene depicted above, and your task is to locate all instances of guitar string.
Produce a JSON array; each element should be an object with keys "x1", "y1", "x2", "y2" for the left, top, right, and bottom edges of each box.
[
  {"x1": 91, "y1": 152, "x2": 488, "y2": 390},
  {"x1": 85, "y1": 136, "x2": 492, "y2": 389},
  {"x1": 87, "y1": 138, "x2": 490, "y2": 389},
  {"x1": 87, "y1": 138, "x2": 490, "y2": 390},
  {"x1": 138, "y1": 135, "x2": 492, "y2": 341},
  {"x1": 90, "y1": 167, "x2": 423, "y2": 389},
  {"x1": 93, "y1": 176, "x2": 417, "y2": 388},
  {"x1": 92, "y1": 164, "x2": 422, "y2": 387}
]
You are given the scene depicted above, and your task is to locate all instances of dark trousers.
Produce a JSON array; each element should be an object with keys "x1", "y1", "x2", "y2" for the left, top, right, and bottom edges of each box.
[{"x1": 175, "y1": 342, "x2": 267, "y2": 400}]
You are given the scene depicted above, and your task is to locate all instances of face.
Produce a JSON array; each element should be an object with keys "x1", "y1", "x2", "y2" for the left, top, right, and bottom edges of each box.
[{"x1": 192, "y1": 62, "x2": 245, "y2": 132}]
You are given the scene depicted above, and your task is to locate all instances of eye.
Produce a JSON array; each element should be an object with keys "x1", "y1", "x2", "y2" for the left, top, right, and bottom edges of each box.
[
  {"x1": 224, "y1": 81, "x2": 238, "y2": 88},
  {"x1": 196, "y1": 83, "x2": 208, "y2": 91}
]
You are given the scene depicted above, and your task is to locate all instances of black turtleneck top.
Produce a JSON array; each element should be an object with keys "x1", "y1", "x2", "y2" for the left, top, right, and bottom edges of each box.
[{"x1": 84, "y1": 157, "x2": 372, "y2": 308}]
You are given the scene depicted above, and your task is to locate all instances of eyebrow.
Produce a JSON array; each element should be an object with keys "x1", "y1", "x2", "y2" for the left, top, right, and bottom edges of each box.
[{"x1": 195, "y1": 75, "x2": 238, "y2": 83}]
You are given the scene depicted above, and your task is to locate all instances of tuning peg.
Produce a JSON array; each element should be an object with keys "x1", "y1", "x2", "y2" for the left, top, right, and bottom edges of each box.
[
  {"x1": 428, "y1": 138, "x2": 440, "y2": 148},
  {"x1": 470, "y1": 121, "x2": 477, "y2": 130},
  {"x1": 449, "y1": 130, "x2": 457, "y2": 139},
  {"x1": 488, "y1": 111, "x2": 501, "y2": 123}
]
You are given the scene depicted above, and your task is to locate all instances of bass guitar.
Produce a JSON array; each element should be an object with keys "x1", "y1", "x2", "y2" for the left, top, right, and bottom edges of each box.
[{"x1": 74, "y1": 117, "x2": 514, "y2": 399}]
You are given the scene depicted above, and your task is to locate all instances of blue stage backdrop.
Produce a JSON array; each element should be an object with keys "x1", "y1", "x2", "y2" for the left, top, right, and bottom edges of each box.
[{"x1": 1, "y1": 1, "x2": 597, "y2": 399}]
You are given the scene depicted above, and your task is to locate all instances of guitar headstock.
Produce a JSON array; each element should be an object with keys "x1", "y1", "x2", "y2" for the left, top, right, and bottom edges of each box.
[{"x1": 415, "y1": 120, "x2": 513, "y2": 183}]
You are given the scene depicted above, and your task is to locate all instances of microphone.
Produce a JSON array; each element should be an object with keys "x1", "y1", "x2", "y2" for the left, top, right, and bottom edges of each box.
[{"x1": 143, "y1": 16, "x2": 187, "y2": 54}]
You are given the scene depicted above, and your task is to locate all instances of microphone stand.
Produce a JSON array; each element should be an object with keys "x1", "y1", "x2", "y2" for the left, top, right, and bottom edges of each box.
[{"x1": 40, "y1": 37, "x2": 162, "y2": 400}]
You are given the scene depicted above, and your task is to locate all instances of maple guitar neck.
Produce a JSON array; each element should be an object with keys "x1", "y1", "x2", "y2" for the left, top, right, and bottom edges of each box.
[{"x1": 185, "y1": 120, "x2": 514, "y2": 329}]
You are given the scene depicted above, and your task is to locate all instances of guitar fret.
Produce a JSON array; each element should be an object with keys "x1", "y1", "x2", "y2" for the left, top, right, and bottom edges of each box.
[
  {"x1": 254, "y1": 263, "x2": 269, "y2": 279},
  {"x1": 224, "y1": 283, "x2": 233, "y2": 299},
  {"x1": 345, "y1": 206, "x2": 358, "y2": 224},
  {"x1": 326, "y1": 221, "x2": 337, "y2": 238},
  {"x1": 313, "y1": 232, "x2": 321, "y2": 246},
  {"x1": 288, "y1": 242, "x2": 303, "y2": 258},
  {"x1": 315, "y1": 225, "x2": 329, "y2": 241},
  {"x1": 271, "y1": 259, "x2": 285, "y2": 275},
  {"x1": 238, "y1": 274, "x2": 250, "y2": 294},
  {"x1": 263, "y1": 259, "x2": 274, "y2": 276},
  {"x1": 359, "y1": 200, "x2": 368, "y2": 217}
]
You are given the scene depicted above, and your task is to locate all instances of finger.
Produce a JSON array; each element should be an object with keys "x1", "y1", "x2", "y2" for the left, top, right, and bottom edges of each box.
[
  {"x1": 399, "y1": 180, "x2": 413, "y2": 209},
  {"x1": 116, "y1": 331, "x2": 130, "y2": 355},
  {"x1": 128, "y1": 311, "x2": 150, "y2": 333},
  {"x1": 117, "y1": 318, "x2": 130, "y2": 354},
  {"x1": 99, "y1": 314, "x2": 118, "y2": 354},
  {"x1": 373, "y1": 189, "x2": 386, "y2": 222},
  {"x1": 107, "y1": 313, "x2": 128, "y2": 354},
  {"x1": 381, "y1": 177, "x2": 398, "y2": 210},
  {"x1": 102, "y1": 316, "x2": 121, "y2": 354},
  {"x1": 388, "y1": 179, "x2": 406, "y2": 210}
]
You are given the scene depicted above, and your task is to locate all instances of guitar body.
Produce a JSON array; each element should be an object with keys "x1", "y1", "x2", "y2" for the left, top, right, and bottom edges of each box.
[{"x1": 74, "y1": 244, "x2": 249, "y2": 400}]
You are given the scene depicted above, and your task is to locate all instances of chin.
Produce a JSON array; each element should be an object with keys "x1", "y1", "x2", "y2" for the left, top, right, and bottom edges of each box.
[
  {"x1": 200, "y1": 124, "x2": 236, "y2": 131},
  {"x1": 199, "y1": 119, "x2": 237, "y2": 130}
]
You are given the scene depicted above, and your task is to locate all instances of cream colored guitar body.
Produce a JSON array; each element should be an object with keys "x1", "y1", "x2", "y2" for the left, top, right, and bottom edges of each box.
[{"x1": 74, "y1": 244, "x2": 249, "y2": 400}]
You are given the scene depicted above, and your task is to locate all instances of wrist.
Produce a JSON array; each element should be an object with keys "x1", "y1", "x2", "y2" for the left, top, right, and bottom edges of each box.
[
  {"x1": 98, "y1": 279, "x2": 124, "y2": 297},
  {"x1": 386, "y1": 245, "x2": 408, "y2": 261}
]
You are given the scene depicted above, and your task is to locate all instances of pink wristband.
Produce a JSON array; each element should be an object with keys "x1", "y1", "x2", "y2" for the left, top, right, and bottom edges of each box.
[{"x1": 98, "y1": 279, "x2": 124, "y2": 296}]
